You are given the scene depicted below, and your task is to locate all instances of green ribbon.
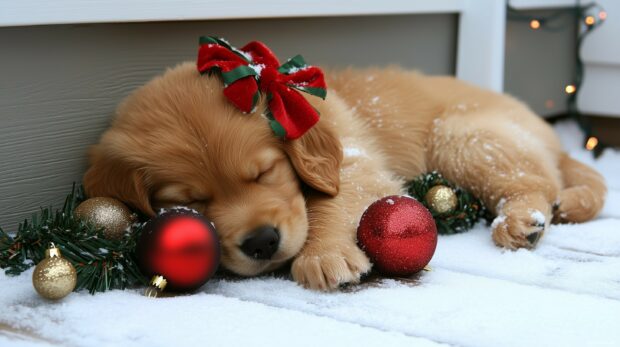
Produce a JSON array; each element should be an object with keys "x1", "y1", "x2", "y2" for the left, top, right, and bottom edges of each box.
[
  {"x1": 251, "y1": 92, "x2": 260, "y2": 112},
  {"x1": 269, "y1": 119, "x2": 287, "y2": 139},
  {"x1": 278, "y1": 55, "x2": 307, "y2": 74},
  {"x1": 221, "y1": 65, "x2": 257, "y2": 86},
  {"x1": 264, "y1": 107, "x2": 287, "y2": 139},
  {"x1": 290, "y1": 85, "x2": 327, "y2": 100}
]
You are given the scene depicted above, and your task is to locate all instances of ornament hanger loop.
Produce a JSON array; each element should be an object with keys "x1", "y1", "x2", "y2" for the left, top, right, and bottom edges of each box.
[{"x1": 47, "y1": 242, "x2": 61, "y2": 258}]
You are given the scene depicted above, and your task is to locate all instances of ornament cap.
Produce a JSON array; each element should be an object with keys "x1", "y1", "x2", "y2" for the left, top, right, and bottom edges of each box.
[
  {"x1": 144, "y1": 275, "x2": 168, "y2": 298},
  {"x1": 45, "y1": 243, "x2": 61, "y2": 258}
]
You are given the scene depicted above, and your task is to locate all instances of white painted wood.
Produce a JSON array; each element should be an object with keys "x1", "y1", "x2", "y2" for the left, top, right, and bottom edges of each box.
[
  {"x1": 580, "y1": 0, "x2": 620, "y2": 117},
  {"x1": 579, "y1": 75, "x2": 620, "y2": 118},
  {"x1": 0, "y1": 0, "x2": 464, "y2": 27},
  {"x1": 456, "y1": 0, "x2": 506, "y2": 92},
  {"x1": 509, "y1": 0, "x2": 578, "y2": 9},
  {"x1": 579, "y1": 65, "x2": 620, "y2": 118},
  {"x1": 581, "y1": 0, "x2": 619, "y2": 66}
]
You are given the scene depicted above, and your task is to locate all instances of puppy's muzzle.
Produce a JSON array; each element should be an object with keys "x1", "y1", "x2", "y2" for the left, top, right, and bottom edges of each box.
[{"x1": 241, "y1": 225, "x2": 280, "y2": 260}]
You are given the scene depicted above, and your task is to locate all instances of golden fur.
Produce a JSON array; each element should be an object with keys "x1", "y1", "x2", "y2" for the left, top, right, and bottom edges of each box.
[{"x1": 84, "y1": 63, "x2": 606, "y2": 290}]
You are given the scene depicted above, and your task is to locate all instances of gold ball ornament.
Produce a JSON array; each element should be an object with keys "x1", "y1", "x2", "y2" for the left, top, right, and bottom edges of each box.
[
  {"x1": 424, "y1": 185, "x2": 458, "y2": 214},
  {"x1": 74, "y1": 197, "x2": 134, "y2": 240},
  {"x1": 32, "y1": 244, "x2": 77, "y2": 300}
]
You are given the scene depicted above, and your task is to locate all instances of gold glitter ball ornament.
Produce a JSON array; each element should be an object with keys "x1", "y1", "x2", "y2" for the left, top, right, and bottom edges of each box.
[
  {"x1": 424, "y1": 185, "x2": 458, "y2": 214},
  {"x1": 74, "y1": 197, "x2": 134, "y2": 240},
  {"x1": 32, "y1": 244, "x2": 77, "y2": 300}
]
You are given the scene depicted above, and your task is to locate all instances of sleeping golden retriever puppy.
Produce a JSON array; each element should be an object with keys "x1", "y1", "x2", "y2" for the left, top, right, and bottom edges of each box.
[{"x1": 84, "y1": 63, "x2": 606, "y2": 290}]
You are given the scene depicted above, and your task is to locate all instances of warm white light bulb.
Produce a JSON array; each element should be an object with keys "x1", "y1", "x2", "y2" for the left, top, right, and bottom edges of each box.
[{"x1": 585, "y1": 137, "x2": 598, "y2": 151}]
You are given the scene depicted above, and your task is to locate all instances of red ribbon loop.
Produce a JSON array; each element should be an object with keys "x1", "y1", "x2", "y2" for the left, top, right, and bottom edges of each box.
[{"x1": 197, "y1": 36, "x2": 327, "y2": 140}]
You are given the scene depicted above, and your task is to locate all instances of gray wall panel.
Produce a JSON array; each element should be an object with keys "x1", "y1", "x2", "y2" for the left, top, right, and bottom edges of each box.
[{"x1": 504, "y1": 9, "x2": 577, "y2": 116}]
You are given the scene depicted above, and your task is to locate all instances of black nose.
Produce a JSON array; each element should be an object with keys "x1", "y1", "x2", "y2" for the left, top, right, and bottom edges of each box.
[{"x1": 240, "y1": 225, "x2": 280, "y2": 260}]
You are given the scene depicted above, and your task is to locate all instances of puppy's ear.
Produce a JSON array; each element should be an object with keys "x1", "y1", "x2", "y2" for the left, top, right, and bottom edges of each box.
[
  {"x1": 83, "y1": 145, "x2": 155, "y2": 216},
  {"x1": 284, "y1": 121, "x2": 342, "y2": 196}
]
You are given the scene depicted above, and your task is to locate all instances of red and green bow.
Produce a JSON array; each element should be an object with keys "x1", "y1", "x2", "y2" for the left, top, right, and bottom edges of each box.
[{"x1": 196, "y1": 36, "x2": 327, "y2": 140}]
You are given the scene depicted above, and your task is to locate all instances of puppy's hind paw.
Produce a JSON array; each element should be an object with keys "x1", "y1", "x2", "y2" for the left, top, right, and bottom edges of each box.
[
  {"x1": 491, "y1": 209, "x2": 547, "y2": 250},
  {"x1": 291, "y1": 245, "x2": 372, "y2": 291}
]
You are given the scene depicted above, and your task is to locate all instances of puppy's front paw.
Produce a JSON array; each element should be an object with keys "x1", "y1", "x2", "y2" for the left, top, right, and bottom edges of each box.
[{"x1": 291, "y1": 245, "x2": 371, "y2": 291}]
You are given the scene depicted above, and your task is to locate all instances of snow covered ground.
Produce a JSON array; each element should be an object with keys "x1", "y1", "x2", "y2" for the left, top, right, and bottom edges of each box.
[{"x1": 1, "y1": 120, "x2": 619, "y2": 347}]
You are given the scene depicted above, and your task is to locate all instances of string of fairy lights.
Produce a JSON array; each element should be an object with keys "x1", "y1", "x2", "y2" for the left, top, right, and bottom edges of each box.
[{"x1": 507, "y1": 1, "x2": 607, "y2": 157}]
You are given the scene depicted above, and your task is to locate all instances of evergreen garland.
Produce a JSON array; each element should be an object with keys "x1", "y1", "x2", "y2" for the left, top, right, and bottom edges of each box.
[
  {"x1": 406, "y1": 171, "x2": 487, "y2": 235},
  {"x1": 1, "y1": 174, "x2": 486, "y2": 293},
  {"x1": 0, "y1": 184, "x2": 148, "y2": 293}
]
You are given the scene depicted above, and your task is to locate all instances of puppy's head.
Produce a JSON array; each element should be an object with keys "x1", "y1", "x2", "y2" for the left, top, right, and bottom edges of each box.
[{"x1": 83, "y1": 62, "x2": 342, "y2": 275}]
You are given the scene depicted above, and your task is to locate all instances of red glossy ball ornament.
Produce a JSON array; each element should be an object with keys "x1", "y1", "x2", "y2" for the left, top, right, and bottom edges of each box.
[
  {"x1": 357, "y1": 196, "x2": 437, "y2": 276},
  {"x1": 136, "y1": 208, "x2": 220, "y2": 296}
]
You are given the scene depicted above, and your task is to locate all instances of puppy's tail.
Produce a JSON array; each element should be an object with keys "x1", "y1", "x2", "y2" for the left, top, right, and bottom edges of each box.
[{"x1": 553, "y1": 153, "x2": 606, "y2": 223}]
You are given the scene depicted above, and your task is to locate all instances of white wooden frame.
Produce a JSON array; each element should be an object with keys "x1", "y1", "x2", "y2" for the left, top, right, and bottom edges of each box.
[{"x1": 0, "y1": 0, "x2": 506, "y2": 92}]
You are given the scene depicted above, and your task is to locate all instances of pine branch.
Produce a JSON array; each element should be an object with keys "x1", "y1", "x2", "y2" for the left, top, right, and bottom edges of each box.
[
  {"x1": 0, "y1": 184, "x2": 148, "y2": 293},
  {"x1": 406, "y1": 171, "x2": 489, "y2": 235}
]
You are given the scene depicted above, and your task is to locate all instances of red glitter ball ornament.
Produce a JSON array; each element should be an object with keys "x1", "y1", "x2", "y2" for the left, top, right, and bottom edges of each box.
[
  {"x1": 357, "y1": 196, "x2": 437, "y2": 276},
  {"x1": 136, "y1": 208, "x2": 220, "y2": 293}
]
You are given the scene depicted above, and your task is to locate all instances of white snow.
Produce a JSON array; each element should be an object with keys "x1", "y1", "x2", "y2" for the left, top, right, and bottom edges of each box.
[
  {"x1": 1, "y1": 120, "x2": 620, "y2": 347},
  {"x1": 285, "y1": 65, "x2": 309, "y2": 74},
  {"x1": 249, "y1": 63, "x2": 265, "y2": 77},
  {"x1": 496, "y1": 197, "x2": 507, "y2": 212},
  {"x1": 530, "y1": 209, "x2": 546, "y2": 225},
  {"x1": 343, "y1": 147, "x2": 366, "y2": 158},
  {"x1": 490, "y1": 214, "x2": 506, "y2": 230}
]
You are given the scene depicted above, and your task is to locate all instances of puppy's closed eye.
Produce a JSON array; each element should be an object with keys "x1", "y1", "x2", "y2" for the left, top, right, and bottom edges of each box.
[
  {"x1": 152, "y1": 184, "x2": 209, "y2": 208},
  {"x1": 255, "y1": 165, "x2": 276, "y2": 184},
  {"x1": 251, "y1": 149, "x2": 286, "y2": 185}
]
